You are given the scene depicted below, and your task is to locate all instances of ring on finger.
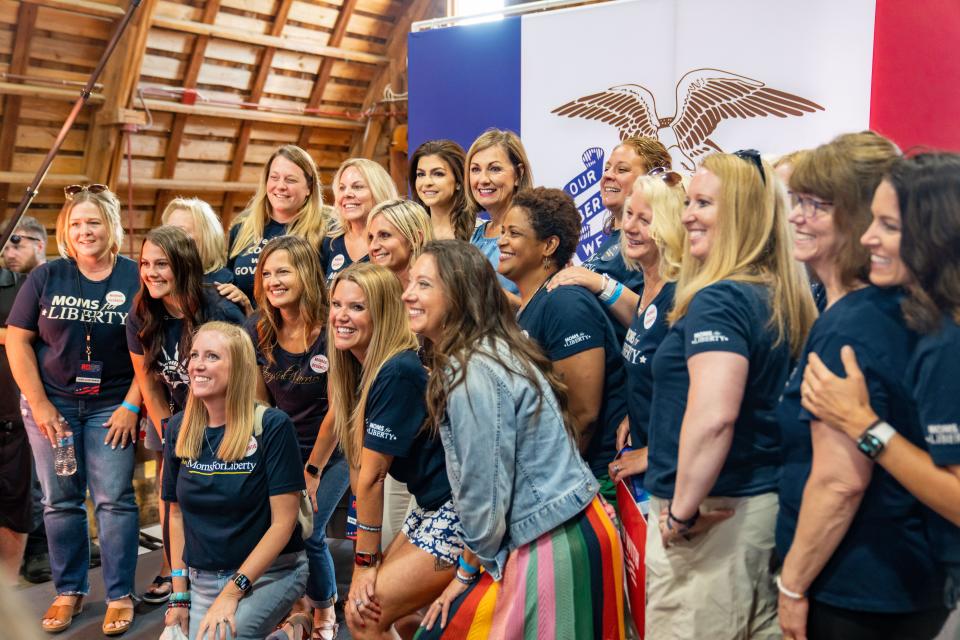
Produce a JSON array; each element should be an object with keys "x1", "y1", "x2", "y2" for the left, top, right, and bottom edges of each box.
[{"x1": 355, "y1": 599, "x2": 364, "y2": 609}]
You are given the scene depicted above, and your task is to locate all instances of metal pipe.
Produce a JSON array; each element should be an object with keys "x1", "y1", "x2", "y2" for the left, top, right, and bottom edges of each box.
[{"x1": 0, "y1": 0, "x2": 144, "y2": 253}]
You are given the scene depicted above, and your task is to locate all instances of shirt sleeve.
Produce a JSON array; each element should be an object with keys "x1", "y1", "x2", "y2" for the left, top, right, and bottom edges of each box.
[
  {"x1": 6, "y1": 267, "x2": 44, "y2": 331},
  {"x1": 126, "y1": 312, "x2": 144, "y2": 355},
  {"x1": 363, "y1": 356, "x2": 428, "y2": 458},
  {"x1": 912, "y1": 343, "x2": 960, "y2": 466},
  {"x1": 261, "y1": 408, "x2": 307, "y2": 496},
  {"x1": 215, "y1": 298, "x2": 246, "y2": 326},
  {"x1": 683, "y1": 282, "x2": 753, "y2": 359},
  {"x1": 161, "y1": 416, "x2": 182, "y2": 503},
  {"x1": 538, "y1": 288, "x2": 606, "y2": 360},
  {"x1": 799, "y1": 333, "x2": 888, "y2": 423}
]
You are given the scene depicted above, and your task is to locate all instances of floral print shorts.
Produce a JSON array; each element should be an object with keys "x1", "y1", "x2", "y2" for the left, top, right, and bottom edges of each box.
[{"x1": 401, "y1": 498, "x2": 465, "y2": 566}]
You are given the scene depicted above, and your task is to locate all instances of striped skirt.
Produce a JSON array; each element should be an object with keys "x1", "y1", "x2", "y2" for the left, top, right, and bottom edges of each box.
[{"x1": 415, "y1": 497, "x2": 625, "y2": 640}]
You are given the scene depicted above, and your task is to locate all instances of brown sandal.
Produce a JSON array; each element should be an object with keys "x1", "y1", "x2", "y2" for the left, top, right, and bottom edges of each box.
[
  {"x1": 41, "y1": 596, "x2": 83, "y2": 634},
  {"x1": 102, "y1": 604, "x2": 134, "y2": 637}
]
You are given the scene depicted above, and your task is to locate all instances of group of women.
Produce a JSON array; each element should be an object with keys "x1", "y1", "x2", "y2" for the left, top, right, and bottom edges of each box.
[{"x1": 7, "y1": 123, "x2": 960, "y2": 640}]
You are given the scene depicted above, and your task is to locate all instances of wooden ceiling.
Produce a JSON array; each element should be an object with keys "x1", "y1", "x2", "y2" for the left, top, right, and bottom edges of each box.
[{"x1": 0, "y1": 0, "x2": 444, "y2": 253}]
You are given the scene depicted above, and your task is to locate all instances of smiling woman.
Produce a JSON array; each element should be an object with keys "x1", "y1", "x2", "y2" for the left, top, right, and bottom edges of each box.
[{"x1": 367, "y1": 199, "x2": 434, "y2": 289}]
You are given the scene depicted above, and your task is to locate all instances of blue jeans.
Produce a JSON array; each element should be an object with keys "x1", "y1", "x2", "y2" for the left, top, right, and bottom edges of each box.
[
  {"x1": 188, "y1": 551, "x2": 308, "y2": 640},
  {"x1": 303, "y1": 454, "x2": 350, "y2": 608},
  {"x1": 22, "y1": 395, "x2": 139, "y2": 600}
]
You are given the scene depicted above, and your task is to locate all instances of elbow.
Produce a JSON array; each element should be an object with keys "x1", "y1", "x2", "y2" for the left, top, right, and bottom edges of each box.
[
  {"x1": 810, "y1": 470, "x2": 869, "y2": 500},
  {"x1": 356, "y1": 466, "x2": 388, "y2": 497}
]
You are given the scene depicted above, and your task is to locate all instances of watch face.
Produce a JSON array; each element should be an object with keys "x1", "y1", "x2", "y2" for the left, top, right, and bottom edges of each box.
[{"x1": 233, "y1": 573, "x2": 251, "y2": 592}]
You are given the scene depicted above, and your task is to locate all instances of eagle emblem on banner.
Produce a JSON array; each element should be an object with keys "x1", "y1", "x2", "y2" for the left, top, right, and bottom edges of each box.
[{"x1": 551, "y1": 68, "x2": 825, "y2": 171}]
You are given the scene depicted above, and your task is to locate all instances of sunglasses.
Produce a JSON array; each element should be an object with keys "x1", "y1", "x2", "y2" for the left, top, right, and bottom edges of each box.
[
  {"x1": 732, "y1": 149, "x2": 766, "y2": 185},
  {"x1": 647, "y1": 166, "x2": 683, "y2": 187},
  {"x1": 64, "y1": 184, "x2": 109, "y2": 199},
  {"x1": 9, "y1": 234, "x2": 41, "y2": 245}
]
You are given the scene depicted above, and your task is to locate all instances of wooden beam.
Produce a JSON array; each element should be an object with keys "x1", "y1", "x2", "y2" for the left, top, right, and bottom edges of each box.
[
  {"x1": 296, "y1": 0, "x2": 359, "y2": 149},
  {"x1": 0, "y1": 82, "x2": 105, "y2": 103},
  {"x1": 0, "y1": 3, "x2": 38, "y2": 213},
  {"x1": 151, "y1": 15, "x2": 388, "y2": 66},
  {"x1": 118, "y1": 178, "x2": 257, "y2": 192},
  {"x1": 21, "y1": 0, "x2": 124, "y2": 19},
  {"x1": 0, "y1": 172, "x2": 91, "y2": 186},
  {"x1": 139, "y1": 99, "x2": 364, "y2": 130}
]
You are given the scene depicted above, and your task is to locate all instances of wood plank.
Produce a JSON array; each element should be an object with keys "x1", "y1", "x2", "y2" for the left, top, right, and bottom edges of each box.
[
  {"x1": 15, "y1": 125, "x2": 87, "y2": 153},
  {"x1": 119, "y1": 177, "x2": 258, "y2": 192},
  {"x1": 140, "y1": 98, "x2": 363, "y2": 129},
  {"x1": 286, "y1": 0, "x2": 338, "y2": 29},
  {"x1": 22, "y1": 0, "x2": 124, "y2": 20},
  {"x1": 0, "y1": 1, "x2": 36, "y2": 210},
  {"x1": 154, "y1": 0, "x2": 200, "y2": 22},
  {"x1": 34, "y1": 5, "x2": 115, "y2": 39},
  {"x1": 12, "y1": 154, "x2": 86, "y2": 174}
]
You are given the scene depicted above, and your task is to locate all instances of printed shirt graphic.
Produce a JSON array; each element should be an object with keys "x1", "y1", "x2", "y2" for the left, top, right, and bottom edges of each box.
[
  {"x1": 8, "y1": 257, "x2": 140, "y2": 404},
  {"x1": 362, "y1": 350, "x2": 451, "y2": 510},
  {"x1": 245, "y1": 314, "x2": 331, "y2": 462},
  {"x1": 517, "y1": 284, "x2": 628, "y2": 476},
  {"x1": 322, "y1": 235, "x2": 369, "y2": 286},
  {"x1": 227, "y1": 219, "x2": 287, "y2": 302},
  {"x1": 161, "y1": 408, "x2": 304, "y2": 571}
]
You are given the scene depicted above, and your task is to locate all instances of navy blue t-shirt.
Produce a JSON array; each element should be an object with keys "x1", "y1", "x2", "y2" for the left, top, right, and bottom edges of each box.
[
  {"x1": 362, "y1": 350, "x2": 451, "y2": 510},
  {"x1": 161, "y1": 407, "x2": 305, "y2": 571},
  {"x1": 621, "y1": 281, "x2": 675, "y2": 448},
  {"x1": 645, "y1": 280, "x2": 787, "y2": 499},
  {"x1": 582, "y1": 231, "x2": 645, "y2": 346},
  {"x1": 776, "y1": 286, "x2": 942, "y2": 612},
  {"x1": 245, "y1": 314, "x2": 331, "y2": 462},
  {"x1": 518, "y1": 284, "x2": 627, "y2": 476},
  {"x1": 127, "y1": 290, "x2": 245, "y2": 413},
  {"x1": 8, "y1": 257, "x2": 140, "y2": 406},
  {"x1": 203, "y1": 266, "x2": 234, "y2": 286},
  {"x1": 227, "y1": 219, "x2": 287, "y2": 301},
  {"x1": 322, "y1": 235, "x2": 368, "y2": 287},
  {"x1": 906, "y1": 315, "x2": 960, "y2": 587}
]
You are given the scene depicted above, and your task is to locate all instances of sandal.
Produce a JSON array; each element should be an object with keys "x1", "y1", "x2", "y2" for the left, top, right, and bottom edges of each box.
[
  {"x1": 313, "y1": 621, "x2": 339, "y2": 640},
  {"x1": 102, "y1": 604, "x2": 134, "y2": 637},
  {"x1": 265, "y1": 612, "x2": 313, "y2": 640},
  {"x1": 41, "y1": 596, "x2": 83, "y2": 634},
  {"x1": 142, "y1": 574, "x2": 173, "y2": 604}
]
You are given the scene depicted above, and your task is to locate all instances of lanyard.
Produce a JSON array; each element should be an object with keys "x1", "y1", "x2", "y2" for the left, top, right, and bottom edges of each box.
[{"x1": 73, "y1": 259, "x2": 116, "y2": 362}]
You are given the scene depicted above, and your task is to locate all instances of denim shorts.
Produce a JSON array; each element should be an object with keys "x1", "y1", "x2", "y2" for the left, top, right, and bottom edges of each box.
[{"x1": 400, "y1": 499, "x2": 464, "y2": 566}]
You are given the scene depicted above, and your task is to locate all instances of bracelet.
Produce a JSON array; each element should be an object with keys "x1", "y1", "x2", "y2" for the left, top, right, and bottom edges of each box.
[
  {"x1": 776, "y1": 575, "x2": 806, "y2": 600},
  {"x1": 169, "y1": 592, "x2": 191, "y2": 602},
  {"x1": 455, "y1": 569, "x2": 479, "y2": 585},
  {"x1": 121, "y1": 401, "x2": 140, "y2": 414},
  {"x1": 167, "y1": 601, "x2": 191, "y2": 609},
  {"x1": 667, "y1": 501, "x2": 699, "y2": 529},
  {"x1": 603, "y1": 282, "x2": 624, "y2": 307},
  {"x1": 598, "y1": 274, "x2": 618, "y2": 301},
  {"x1": 171, "y1": 569, "x2": 188, "y2": 578},
  {"x1": 356, "y1": 521, "x2": 382, "y2": 533},
  {"x1": 458, "y1": 556, "x2": 479, "y2": 575}
]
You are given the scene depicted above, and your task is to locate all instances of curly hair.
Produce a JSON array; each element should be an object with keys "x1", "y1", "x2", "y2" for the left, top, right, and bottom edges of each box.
[{"x1": 510, "y1": 187, "x2": 581, "y2": 269}]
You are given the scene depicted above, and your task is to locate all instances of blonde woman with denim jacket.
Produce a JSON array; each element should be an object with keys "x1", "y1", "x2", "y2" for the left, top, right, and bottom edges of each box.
[{"x1": 404, "y1": 240, "x2": 625, "y2": 639}]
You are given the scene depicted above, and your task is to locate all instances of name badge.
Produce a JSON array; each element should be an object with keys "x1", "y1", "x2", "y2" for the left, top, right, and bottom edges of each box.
[{"x1": 75, "y1": 360, "x2": 103, "y2": 396}]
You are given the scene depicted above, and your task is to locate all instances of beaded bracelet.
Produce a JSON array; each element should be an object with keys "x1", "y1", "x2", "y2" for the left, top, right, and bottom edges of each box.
[
  {"x1": 455, "y1": 569, "x2": 478, "y2": 585},
  {"x1": 167, "y1": 601, "x2": 191, "y2": 609}
]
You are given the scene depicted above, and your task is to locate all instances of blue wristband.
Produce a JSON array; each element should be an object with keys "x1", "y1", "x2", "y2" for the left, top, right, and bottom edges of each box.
[
  {"x1": 458, "y1": 556, "x2": 479, "y2": 575},
  {"x1": 603, "y1": 282, "x2": 624, "y2": 307},
  {"x1": 121, "y1": 401, "x2": 140, "y2": 414},
  {"x1": 171, "y1": 568, "x2": 188, "y2": 578}
]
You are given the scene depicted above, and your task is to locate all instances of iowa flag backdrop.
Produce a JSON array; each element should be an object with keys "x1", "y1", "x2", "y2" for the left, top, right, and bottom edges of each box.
[{"x1": 409, "y1": 0, "x2": 960, "y2": 262}]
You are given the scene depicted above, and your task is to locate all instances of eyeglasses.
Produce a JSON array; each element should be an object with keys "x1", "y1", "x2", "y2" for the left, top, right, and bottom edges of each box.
[
  {"x1": 733, "y1": 149, "x2": 766, "y2": 185},
  {"x1": 64, "y1": 184, "x2": 109, "y2": 199},
  {"x1": 647, "y1": 166, "x2": 683, "y2": 187},
  {"x1": 9, "y1": 234, "x2": 41, "y2": 245},
  {"x1": 791, "y1": 193, "x2": 834, "y2": 220}
]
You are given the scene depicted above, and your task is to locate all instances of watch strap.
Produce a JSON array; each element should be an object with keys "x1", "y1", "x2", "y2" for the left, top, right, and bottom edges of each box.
[{"x1": 305, "y1": 463, "x2": 319, "y2": 477}]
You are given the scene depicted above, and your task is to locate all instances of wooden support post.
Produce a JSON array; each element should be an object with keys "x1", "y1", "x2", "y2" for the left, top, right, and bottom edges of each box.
[{"x1": 0, "y1": 3, "x2": 39, "y2": 215}]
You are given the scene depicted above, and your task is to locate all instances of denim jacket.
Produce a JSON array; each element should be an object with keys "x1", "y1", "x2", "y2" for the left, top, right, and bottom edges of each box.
[{"x1": 438, "y1": 339, "x2": 598, "y2": 581}]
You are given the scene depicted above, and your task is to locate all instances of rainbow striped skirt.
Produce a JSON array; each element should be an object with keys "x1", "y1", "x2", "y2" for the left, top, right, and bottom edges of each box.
[{"x1": 415, "y1": 497, "x2": 625, "y2": 640}]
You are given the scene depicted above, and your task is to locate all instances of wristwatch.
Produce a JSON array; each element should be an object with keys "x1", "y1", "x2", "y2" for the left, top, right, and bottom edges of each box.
[
  {"x1": 304, "y1": 463, "x2": 319, "y2": 478},
  {"x1": 232, "y1": 572, "x2": 251, "y2": 595},
  {"x1": 857, "y1": 421, "x2": 897, "y2": 459},
  {"x1": 354, "y1": 551, "x2": 381, "y2": 567}
]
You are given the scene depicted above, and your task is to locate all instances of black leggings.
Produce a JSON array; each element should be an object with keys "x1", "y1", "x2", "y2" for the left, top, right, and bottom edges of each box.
[{"x1": 807, "y1": 600, "x2": 950, "y2": 640}]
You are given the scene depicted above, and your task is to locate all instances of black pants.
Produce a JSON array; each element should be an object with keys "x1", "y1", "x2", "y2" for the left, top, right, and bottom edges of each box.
[{"x1": 808, "y1": 600, "x2": 950, "y2": 640}]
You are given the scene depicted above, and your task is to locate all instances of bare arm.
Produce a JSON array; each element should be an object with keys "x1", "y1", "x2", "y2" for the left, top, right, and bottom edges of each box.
[
  {"x1": 6, "y1": 326, "x2": 61, "y2": 444},
  {"x1": 553, "y1": 347, "x2": 605, "y2": 453},
  {"x1": 130, "y1": 352, "x2": 170, "y2": 429},
  {"x1": 548, "y1": 266, "x2": 638, "y2": 327}
]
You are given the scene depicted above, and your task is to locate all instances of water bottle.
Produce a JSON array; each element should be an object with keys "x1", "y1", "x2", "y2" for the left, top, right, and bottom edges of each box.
[{"x1": 54, "y1": 433, "x2": 77, "y2": 477}]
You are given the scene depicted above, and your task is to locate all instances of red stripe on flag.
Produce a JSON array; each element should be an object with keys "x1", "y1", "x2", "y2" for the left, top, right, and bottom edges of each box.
[{"x1": 871, "y1": 0, "x2": 960, "y2": 151}]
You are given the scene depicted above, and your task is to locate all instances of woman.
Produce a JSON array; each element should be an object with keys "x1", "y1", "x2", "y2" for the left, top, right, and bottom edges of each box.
[
  {"x1": 161, "y1": 197, "x2": 232, "y2": 285},
  {"x1": 643, "y1": 151, "x2": 817, "y2": 639},
  {"x1": 329, "y1": 263, "x2": 462, "y2": 639},
  {"x1": 409, "y1": 140, "x2": 473, "y2": 241},
  {"x1": 224, "y1": 145, "x2": 327, "y2": 310},
  {"x1": 245, "y1": 236, "x2": 348, "y2": 640},
  {"x1": 368, "y1": 199, "x2": 434, "y2": 289},
  {"x1": 498, "y1": 187, "x2": 628, "y2": 501},
  {"x1": 465, "y1": 128, "x2": 533, "y2": 297},
  {"x1": 162, "y1": 322, "x2": 307, "y2": 640},
  {"x1": 7, "y1": 185, "x2": 142, "y2": 635},
  {"x1": 777, "y1": 143, "x2": 950, "y2": 640},
  {"x1": 127, "y1": 225, "x2": 245, "y2": 604},
  {"x1": 405, "y1": 240, "x2": 623, "y2": 639},
  {"x1": 322, "y1": 158, "x2": 399, "y2": 285}
]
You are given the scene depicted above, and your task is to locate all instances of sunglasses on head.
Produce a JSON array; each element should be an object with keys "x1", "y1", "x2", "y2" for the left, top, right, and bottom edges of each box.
[
  {"x1": 732, "y1": 149, "x2": 766, "y2": 185},
  {"x1": 647, "y1": 166, "x2": 683, "y2": 187},
  {"x1": 64, "y1": 184, "x2": 109, "y2": 199},
  {"x1": 9, "y1": 234, "x2": 41, "y2": 245}
]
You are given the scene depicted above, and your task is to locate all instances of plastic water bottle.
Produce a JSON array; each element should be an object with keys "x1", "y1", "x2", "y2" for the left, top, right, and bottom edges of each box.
[{"x1": 54, "y1": 434, "x2": 77, "y2": 476}]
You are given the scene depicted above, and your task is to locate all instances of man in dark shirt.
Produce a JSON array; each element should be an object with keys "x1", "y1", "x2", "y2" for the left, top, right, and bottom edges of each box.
[
  {"x1": 2, "y1": 215, "x2": 47, "y2": 274},
  {"x1": 0, "y1": 267, "x2": 26, "y2": 584}
]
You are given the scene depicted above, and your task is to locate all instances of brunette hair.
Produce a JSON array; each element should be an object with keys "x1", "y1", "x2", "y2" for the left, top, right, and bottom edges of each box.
[
  {"x1": 409, "y1": 139, "x2": 474, "y2": 241},
  {"x1": 510, "y1": 188, "x2": 581, "y2": 269},
  {"x1": 618, "y1": 136, "x2": 672, "y2": 173}
]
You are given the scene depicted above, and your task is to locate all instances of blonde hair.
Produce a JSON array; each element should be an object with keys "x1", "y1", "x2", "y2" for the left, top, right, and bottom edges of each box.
[
  {"x1": 328, "y1": 264, "x2": 419, "y2": 467},
  {"x1": 367, "y1": 199, "x2": 434, "y2": 266},
  {"x1": 328, "y1": 158, "x2": 399, "y2": 239},
  {"x1": 175, "y1": 321, "x2": 259, "y2": 462},
  {"x1": 229, "y1": 145, "x2": 327, "y2": 258},
  {"x1": 162, "y1": 197, "x2": 227, "y2": 274},
  {"x1": 669, "y1": 153, "x2": 816, "y2": 357},
  {"x1": 57, "y1": 189, "x2": 124, "y2": 260},
  {"x1": 620, "y1": 175, "x2": 685, "y2": 281},
  {"x1": 464, "y1": 128, "x2": 534, "y2": 215}
]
